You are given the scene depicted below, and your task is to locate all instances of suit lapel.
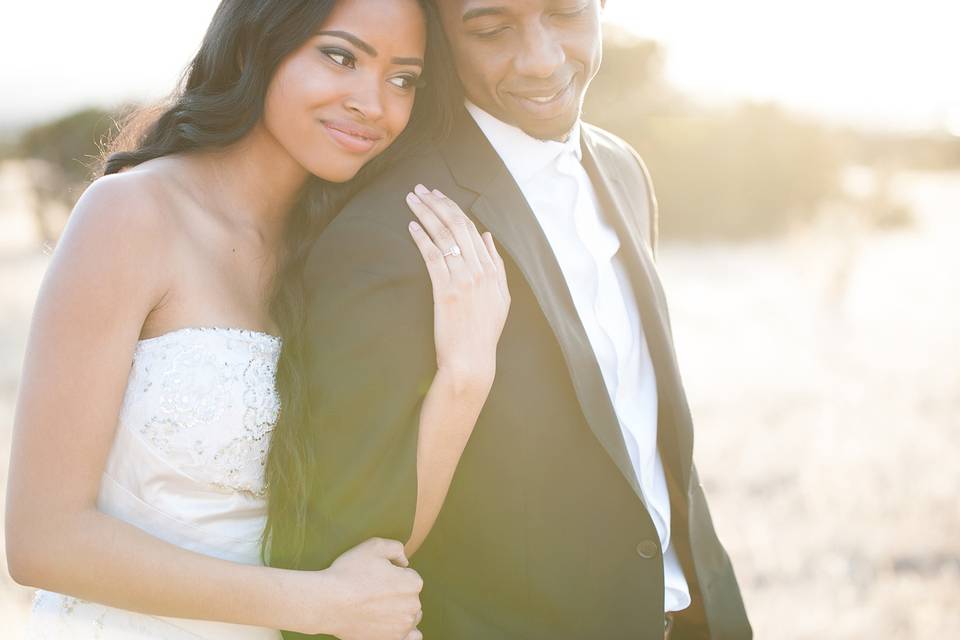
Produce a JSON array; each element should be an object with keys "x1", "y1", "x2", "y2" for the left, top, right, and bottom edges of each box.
[
  {"x1": 442, "y1": 110, "x2": 643, "y2": 500},
  {"x1": 580, "y1": 128, "x2": 694, "y2": 489}
]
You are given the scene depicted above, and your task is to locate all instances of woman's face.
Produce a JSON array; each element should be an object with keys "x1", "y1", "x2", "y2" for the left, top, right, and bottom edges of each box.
[{"x1": 263, "y1": 0, "x2": 427, "y2": 183}]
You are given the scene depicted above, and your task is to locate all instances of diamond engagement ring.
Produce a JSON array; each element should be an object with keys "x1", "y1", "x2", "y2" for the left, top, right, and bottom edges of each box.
[{"x1": 442, "y1": 245, "x2": 462, "y2": 258}]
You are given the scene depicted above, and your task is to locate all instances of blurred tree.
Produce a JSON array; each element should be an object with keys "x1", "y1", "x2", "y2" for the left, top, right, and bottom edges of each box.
[
  {"x1": 585, "y1": 30, "x2": 681, "y2": 119},
  {"x1": 15, "y1": 33, "x2": 949, "y2": 246},
  {"x1": 16, "y1": 107, "x2": 118, "y2": 243},
  {"x1": 843, "y1": 129, "x2": 960, "y2": 171},
  {"x1": 585, "y1": 30, "x2": 842, "y2": 240},
  {"x1": 19, "y1": 107, "x2": 116, "y2": 182}
]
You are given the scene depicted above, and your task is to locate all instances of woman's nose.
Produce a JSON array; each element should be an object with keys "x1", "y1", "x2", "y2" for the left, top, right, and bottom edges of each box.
[{"x1": 343, "y1": 81, "x2": 386, "y2": 121}]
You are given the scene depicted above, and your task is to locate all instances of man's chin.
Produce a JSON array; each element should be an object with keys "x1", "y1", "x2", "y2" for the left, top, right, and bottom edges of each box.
[{"x1": 516, "y1": 112, "x2": 580, "y2": 142}]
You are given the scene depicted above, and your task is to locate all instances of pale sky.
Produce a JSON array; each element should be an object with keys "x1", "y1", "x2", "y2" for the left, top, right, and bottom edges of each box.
[
  {"x1": 2, "y1": 1, "x2": 959, "y2": 133},
  {"x1": 603, "y1": 0, "x2": 960, "y2": 133}
]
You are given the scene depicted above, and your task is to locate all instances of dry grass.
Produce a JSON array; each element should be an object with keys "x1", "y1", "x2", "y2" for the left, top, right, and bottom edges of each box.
[
  {"x1": 0, "y1": 161, "x2": 957, "y2": 637},
  {"x1": 657, "y1": 169, "x2": 960, "y2": 638}
]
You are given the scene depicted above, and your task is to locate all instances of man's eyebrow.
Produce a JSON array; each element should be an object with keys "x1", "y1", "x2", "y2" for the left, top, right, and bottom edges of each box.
[
  {"x1": 315, "y1": 30, "x2": 377, "y2": 57},
  {"x1": 462, "y1": 6, "x2": 509, "y2": 22},
  {"x1": 392, "y1": 57, "x2": 424, "y2": 67}
]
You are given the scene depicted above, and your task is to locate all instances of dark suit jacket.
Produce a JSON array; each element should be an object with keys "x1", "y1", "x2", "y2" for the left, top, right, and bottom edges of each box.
[{"x1": 284, "y1": 108, "x2": 751, "y2": 639}]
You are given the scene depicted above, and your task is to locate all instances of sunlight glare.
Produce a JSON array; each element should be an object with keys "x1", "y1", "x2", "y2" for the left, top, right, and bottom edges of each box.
[{"x1": 603, "y1": 0, "x2": 960, "y2": 131}]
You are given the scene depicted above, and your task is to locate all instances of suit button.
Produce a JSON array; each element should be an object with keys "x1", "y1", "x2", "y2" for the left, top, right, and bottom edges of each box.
[{"x1": 636, "y1": 540, "x2": 659, "y2": 559}]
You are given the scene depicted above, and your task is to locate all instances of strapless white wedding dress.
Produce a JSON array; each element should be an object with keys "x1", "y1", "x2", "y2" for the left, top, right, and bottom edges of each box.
[{"x1": 26, "y1": 327, "x2": 284, "y2": 639}]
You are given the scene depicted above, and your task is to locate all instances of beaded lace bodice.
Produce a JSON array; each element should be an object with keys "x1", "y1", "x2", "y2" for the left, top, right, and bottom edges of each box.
[
  {"x1": 94, "y1": 327, "x2": 281, "y2": 565},
  {"x1": 122, "y1": 327, "x2": 281, "y2": 497}
]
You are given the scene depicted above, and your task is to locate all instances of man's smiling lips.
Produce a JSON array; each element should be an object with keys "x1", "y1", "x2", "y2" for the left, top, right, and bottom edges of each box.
[
  {"x1": 321, "y1": 118, "x2": 385, "y2": 154},
  {"x1": 505, "y1": 78, "x2": 576, "y2": 119}
]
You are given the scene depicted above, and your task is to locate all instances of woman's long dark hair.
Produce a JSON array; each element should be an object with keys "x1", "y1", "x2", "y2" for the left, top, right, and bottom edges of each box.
[{"x1": 102, "y1": 0, "x2": 460, "y2": 567}]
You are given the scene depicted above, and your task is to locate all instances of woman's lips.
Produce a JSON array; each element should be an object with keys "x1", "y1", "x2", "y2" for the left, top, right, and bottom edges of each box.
[{"x1": 322, "y1": 119, "x2": 384, "y2": 154}]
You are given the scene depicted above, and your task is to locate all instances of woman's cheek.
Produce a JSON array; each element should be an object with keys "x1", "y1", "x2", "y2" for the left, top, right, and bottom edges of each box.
[
  {"x1": 388, "y1": 96, "x2": 417, "y2": 139},
  {"x1": 277, "y1": 55, "x2": 337, "y2": 112}
]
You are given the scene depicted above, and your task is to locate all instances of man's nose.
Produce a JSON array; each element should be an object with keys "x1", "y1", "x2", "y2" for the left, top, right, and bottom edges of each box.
[
  {"x1": 344, "y1": 80, "x2": 385, "y2": 121},
  {"x1": 515, "y1": 23, "x2": 566, "y2": 79}
]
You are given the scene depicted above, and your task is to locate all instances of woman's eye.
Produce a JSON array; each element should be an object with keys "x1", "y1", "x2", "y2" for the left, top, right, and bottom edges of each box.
[
  {"x1": 321, "y1": 48, "x2": 356, "y2": 69},
  {"x1": 389, "y1": 75, "x2": 420, "y2": 91}
]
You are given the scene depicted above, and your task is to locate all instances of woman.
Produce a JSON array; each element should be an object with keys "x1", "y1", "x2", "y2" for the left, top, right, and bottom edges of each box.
[{"x1": 5, "y1": 1, "x2": 509, "y2": 639}]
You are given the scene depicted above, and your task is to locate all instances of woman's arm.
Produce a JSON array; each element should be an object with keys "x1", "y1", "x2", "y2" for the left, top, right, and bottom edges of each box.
[
  {"x1": 4, "y1": 175, "x2": 423, "y2": 640},
  {"x1": 402, "y1": 185, "x2": 510, "y2": 555}
]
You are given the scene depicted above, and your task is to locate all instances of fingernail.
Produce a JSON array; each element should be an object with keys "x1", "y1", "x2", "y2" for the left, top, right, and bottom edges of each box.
[
  {"x1": 409, "y1": 221, "x2": 421, "y2": 232},
  {"x1": 414, "y1": 184, "x2": 430, "y2": 196},
  {"x1": 433, "y1": 189, "x2": 445, "y2": 198},
  {"x1": 406, "y1": 192, "x2": 420, "y2": 203}
]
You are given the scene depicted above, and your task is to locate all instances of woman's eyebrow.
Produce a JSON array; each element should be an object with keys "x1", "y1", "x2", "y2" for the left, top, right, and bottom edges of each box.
[
  {"x1": 393, "y1": 57, "x2": 424, "y2": 67},
  {"x1": 315, "y1": 30, "x2": 422, "y2": 66},
  {"x1": 316, "y1": 30, "x2": 377, "y2": 56}
]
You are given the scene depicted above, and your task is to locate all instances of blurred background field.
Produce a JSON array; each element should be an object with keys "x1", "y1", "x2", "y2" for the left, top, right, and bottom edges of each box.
[{"x1": 2, "y1": 1, "x2": 959, "y2": 637}]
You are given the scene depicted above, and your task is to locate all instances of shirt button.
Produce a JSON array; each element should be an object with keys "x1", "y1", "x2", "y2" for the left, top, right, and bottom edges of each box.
[{"x1": 636, "y1": 540, "x2": 659, "y2": 559}]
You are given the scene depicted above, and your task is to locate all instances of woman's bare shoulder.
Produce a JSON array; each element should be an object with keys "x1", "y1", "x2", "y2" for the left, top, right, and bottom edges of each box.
[
  {"x1": 72, "y1": 168, "x2": 164, "y2": 234},
  {"x1": 49, "y1": 159, "x2": 197, "y2": 307},
  {"x1": 65, "y1": 156, "x2": 202, "y2": 254}
]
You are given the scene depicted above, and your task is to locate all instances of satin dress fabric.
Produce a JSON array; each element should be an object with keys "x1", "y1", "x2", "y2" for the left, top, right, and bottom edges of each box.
[{"x1": 25, "y1": 328, "x2": 284, "y2": 640}]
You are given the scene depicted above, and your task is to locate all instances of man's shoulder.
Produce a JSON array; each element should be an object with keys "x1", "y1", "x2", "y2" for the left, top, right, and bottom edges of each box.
[
  {"x1": 306, "y1": 143, "x2": 456, "y2": 279},
  {"x1": 581, "y1": 121, "x2": 657, "y2": 205},
  {"x1": 336, "y1": 145, "x2": 451, "y2": 226},
  {"x1": 581, "y1": 122, "x2": 659, "y2": 252},
  {"x1": 581, "y1": 122, "x2": 650, "y2": 177},
  {"x1": 582, "y1": 122, "x2": 632, "y2": 153}
]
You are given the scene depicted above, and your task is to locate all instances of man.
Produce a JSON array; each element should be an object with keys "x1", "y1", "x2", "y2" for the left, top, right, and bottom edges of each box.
[{"x1": 290, "y1": 1, "x2": 751, "y2": 638}]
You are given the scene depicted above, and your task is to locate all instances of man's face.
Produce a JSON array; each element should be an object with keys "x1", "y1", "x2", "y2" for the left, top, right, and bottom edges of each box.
[{"x1": 436, "y1": 0, "x2": 604, "y2": 141}]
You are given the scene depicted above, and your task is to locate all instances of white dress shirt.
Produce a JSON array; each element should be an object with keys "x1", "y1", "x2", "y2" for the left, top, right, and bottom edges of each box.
[{"x1": 466, "y1": 102, "x2": 691, "y2": 613}]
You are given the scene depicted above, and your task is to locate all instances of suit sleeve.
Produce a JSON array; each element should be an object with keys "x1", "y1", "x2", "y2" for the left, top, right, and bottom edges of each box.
[{"x1": 296, "y1": 205, "x2": 436, "y2": 572}]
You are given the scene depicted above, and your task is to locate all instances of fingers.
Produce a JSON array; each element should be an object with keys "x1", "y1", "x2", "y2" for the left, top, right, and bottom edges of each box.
[
  {"x1": 407, "y1": 220, "x2": 450, "y2": 287},
  {"x1": 369, "y1": 537, "x2": 409, "y2": 567},
  {"x1": 481, "y1": 231, "x2": 502, "y2": 270},
  {"x1": 467, "y1": 221, "x2": 493, "y2": 271},
  {"x1": 482, "y1": 232, "x2": 511, "y2": 304},
  {"x1": 404, "y1": 568, "x2": 425, "y2": 593},
  {"x1": 406, "y1": 191, "x2": 459, "y2": 267},
  {"x1": 403, "y1": 630, "x2": 423, "y2": 640},
  {"x1": 471, "y1": 223, "x2": 496, "y2": 272},
  {"x1": 436, "y1": 191, "x2": 494, "y2": 272},
  {"x1": 409, "y1": 185, "x2": 483, "y2": 273},
  {"x1": 406, "y1": 185, "x2": 509, "y2": 311},
  {"x1": 406, "y1": 187, "x2": 467, "y2": 268}
]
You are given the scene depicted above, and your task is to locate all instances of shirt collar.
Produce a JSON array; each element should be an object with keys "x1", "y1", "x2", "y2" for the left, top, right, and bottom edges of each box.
[{"x1": 465, "y1": 100, "x2": 582, "y2": 186}]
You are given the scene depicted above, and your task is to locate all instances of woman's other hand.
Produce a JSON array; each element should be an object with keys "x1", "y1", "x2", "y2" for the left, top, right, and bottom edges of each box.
[{"x1": 293, "y1": 537, "x2": 423, "y2": 640}]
